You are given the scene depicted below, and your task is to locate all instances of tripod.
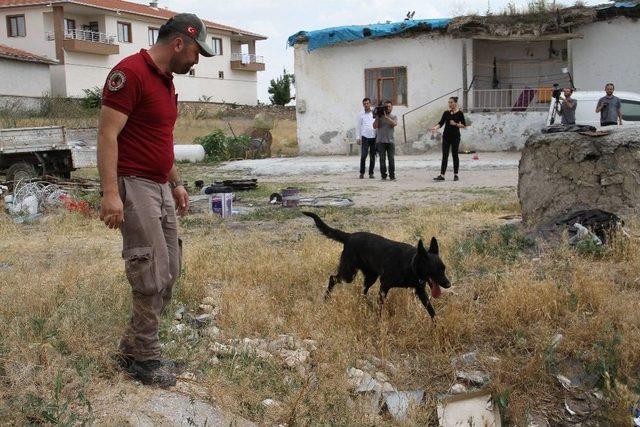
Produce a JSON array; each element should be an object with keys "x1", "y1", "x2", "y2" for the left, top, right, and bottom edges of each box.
[{"x1": 549, "y1": 96, "x2": 561, "y2": 125}]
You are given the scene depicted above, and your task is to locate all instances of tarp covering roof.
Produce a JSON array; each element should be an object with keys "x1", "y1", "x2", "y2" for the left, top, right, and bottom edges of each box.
[
  {"x1": 287, "y1": 18, "x2": 451, "y2": 51},
  {"x1": 611, "y1": 1, "x2": 638, "y2": 8}
]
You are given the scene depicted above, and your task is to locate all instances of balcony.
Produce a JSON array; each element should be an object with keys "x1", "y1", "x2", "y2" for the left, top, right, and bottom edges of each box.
[
  {"x1": 230, "y1": 53, "x2": 265, "y2": 72},
  {"x1": 468, "y1": 88, "x2": 553, "y2": 112},
  {"x1": 47, "y1": 30, "x2": 119, "y2": 55}
]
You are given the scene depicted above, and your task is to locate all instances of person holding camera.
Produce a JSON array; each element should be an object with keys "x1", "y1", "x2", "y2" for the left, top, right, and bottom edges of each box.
[
  {"x1": 373, "y1": 100, "x2": 398, "y2": 181},
  {"x1": 596, "y1": 83, "x2": 622, "y2": 126},
  {"x1": 431, "y1": 97, "x2": 466, "y2": 182},
  {"x1": 356, "y1": 97, "x2": 377, "y2": 179},
  {"x1": 557, "y1": 88, "x2": 577, "y2": 125}
]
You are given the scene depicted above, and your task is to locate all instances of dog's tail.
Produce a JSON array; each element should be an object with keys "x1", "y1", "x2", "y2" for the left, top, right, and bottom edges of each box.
[{"x1": 302, "y1": 211, "x2": 350, "y2": 243}]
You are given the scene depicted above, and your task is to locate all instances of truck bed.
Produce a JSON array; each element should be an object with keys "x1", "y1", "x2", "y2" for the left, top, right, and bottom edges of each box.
[{"x1": 0, "y1": 126, "x2": 68, "y2": 154}]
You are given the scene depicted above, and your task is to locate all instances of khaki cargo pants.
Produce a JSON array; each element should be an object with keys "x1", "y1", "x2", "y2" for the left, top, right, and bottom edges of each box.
[{"x1": 118, "y1": 176, "x2": 182, "y2": 361}]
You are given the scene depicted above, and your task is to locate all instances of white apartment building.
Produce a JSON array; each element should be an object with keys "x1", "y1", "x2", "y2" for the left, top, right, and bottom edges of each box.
[{"x1": 0, "y1": 0, "x2": 266, "y2": 104}]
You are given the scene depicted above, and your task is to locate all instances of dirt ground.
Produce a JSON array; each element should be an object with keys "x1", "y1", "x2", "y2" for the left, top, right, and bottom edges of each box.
[
  {"x1": 2, "y1": 151, "x2": 638, "y2": 426},
  {"x1": 208, "y1": 152, "x2": 520, "y2": 207}
]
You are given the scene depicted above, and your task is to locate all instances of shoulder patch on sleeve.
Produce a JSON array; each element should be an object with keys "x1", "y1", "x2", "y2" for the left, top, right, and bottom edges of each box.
[{"x1": 107, "y1": 70, "x2": 127, "y2": 92}]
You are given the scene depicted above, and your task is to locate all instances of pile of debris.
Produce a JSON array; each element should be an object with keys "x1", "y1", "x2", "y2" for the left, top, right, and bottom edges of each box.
[
  {"x1": 2, "y1": 179, "x2": 94, "y2": 223},
  {"x1": 169, "y1": 292, "x2": 317, "y2": 375},
  {"x1": 198, "y1": 179, "x2": 258, "y2": 194}
]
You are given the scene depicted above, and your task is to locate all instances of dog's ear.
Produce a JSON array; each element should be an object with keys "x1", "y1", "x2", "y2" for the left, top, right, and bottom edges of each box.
[
  {"x1": 417, "y1": 239, "x2": 428, "y2": 256},
  {"x1": 428, "y1": 237, "x2": 439, "y2": 254}
]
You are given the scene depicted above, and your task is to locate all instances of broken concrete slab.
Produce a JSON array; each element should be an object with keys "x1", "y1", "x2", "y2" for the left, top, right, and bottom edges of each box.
[
  {"x1": 382, "y1": 390, "x2": 425, "y2": 421},
  {"x1": 456, "y1": 370, "x2": 491, "y2": 387},
  {"x1": 279, "y1": 348, "x2": 310, "y2": 368},
  {"x1": 89, "y1": 382, "x2": 255, "y2": 427},
  {"x1": 437, "y1": 390, "x2": 501, "y2": 427},
  {"x1": 449, "y1": 383, "x2": 468, "y2": 394}
]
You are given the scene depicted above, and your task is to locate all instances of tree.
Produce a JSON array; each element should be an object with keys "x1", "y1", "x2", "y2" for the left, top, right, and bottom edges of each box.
[{"x1": 268, "y1": 69, "x2": 294, "y2": 106}]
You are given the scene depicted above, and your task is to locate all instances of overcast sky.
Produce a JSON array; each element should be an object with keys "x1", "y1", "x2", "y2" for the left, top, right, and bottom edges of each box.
[{"x1": 160, "y1": 0, "x2": 601, "y2": 103}]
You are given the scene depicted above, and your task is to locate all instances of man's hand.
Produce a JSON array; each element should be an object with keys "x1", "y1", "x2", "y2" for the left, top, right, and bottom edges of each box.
[
  {"x1": 100, "y1": 192, "x2": 124, "y2": 229},
  {"x1": 173, "y1": 186, "x2": 189, "y2": 217},
  {"x1": 356, "y1": 138, "x2": 362, "y2": 145}
]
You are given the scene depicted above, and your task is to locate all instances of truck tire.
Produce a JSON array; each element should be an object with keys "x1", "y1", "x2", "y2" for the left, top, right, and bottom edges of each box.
[{"x1": 6, "y1": 162, "x2": 37, "y2": 182}]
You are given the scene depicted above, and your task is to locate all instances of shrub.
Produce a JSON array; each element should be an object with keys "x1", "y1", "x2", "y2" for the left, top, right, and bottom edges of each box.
[
  {"x1": 81, "y1": 87, "x2": 103, "y2": 110},
  {"x1": 195, "y1": 130, "x2": 253, "y2": 162},
  {"x1": 225, "y1": 135, "x2": 252, "y2": 159},
  {"x1": 195, "y1": 129, "x2": 226, "y2": 161}
]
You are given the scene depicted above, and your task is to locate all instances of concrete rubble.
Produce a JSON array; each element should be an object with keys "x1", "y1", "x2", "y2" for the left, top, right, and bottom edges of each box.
[{"x1": 437, "y1": 390, "x2": 502, "y2": 427}]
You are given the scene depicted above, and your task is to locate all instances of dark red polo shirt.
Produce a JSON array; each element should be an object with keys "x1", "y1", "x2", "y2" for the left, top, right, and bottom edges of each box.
[{"x1": 102, "y1": 49, "x2": 177, "y2": 183}]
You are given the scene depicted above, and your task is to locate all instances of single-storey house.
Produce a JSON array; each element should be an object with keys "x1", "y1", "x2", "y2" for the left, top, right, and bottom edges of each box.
[
  {"x1": 288, "y1": 2, "x2": 640, "y2": 154},
  {"x1": 0, "y1": 43, "x2": 56, "y2": 108}
]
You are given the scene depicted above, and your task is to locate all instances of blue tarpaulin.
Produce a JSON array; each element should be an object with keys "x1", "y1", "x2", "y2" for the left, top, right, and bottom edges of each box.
[
  {"x1": 287, "y1": 18, "x2": 451, "y2": 52},
  {"x1": 596, "y1": 1, "x2": 639, "y2": 9},
  {"x1": 613, "y1": 1, "x2": 639, "y2": 7}
]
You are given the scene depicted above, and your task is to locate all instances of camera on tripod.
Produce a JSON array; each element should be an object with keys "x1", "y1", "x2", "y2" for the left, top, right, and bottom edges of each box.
[{"x1": 552, "y1": 83, "x2": 562, "y2": 101}]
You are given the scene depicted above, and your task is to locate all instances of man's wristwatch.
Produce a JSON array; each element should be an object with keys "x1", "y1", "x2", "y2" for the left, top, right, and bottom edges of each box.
[{"x1": 169, "y1": 180, "x2": 183, "y2": 190}]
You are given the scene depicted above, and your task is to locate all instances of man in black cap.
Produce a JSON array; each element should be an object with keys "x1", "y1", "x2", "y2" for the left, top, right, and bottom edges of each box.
[{"x1": 97, "y1": 13, "x2": 214, "y2": 388}]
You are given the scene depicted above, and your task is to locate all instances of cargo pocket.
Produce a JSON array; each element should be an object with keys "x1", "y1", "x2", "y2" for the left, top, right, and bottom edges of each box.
[{"x1": 123, "y1": 247, "x2": 158, "y2": 295}]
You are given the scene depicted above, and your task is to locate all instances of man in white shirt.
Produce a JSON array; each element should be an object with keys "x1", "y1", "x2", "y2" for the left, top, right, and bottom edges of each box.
[{"x1": 356, "y1": 97, "x2": 377, "y2": 179}]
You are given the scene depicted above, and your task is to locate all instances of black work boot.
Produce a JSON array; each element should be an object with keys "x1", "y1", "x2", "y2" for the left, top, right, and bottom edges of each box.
[
  {"x1": 114, "y1": 353, "x2": 176, "y2": 371},
  {"x1": 127, "y1": 360, "x2": 177, "y2": 388}
]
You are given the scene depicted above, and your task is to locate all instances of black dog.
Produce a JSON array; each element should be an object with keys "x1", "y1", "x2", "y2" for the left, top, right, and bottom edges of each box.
[{"x1": 302, "y1": 212, "x2": 451, "y2": 319}]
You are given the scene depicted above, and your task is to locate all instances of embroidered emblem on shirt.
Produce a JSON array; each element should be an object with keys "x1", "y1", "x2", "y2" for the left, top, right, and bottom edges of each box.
[{"x1": 107, "y1": 70, "x2": 126, "y2": 92}]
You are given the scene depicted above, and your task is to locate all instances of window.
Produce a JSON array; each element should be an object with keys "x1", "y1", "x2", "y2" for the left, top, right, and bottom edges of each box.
[
  {"x1": 117, "y1": 22, "x2": 132, "y2": 43},
  {"x1": 64, "y1": 19, "x2": 76, "y2": 37},
  {"x1": 218, "y1": 71, "x2": 224, "y2": 79},
  {"x1": 148, "y1": 27, "x2": 159, "y2": 46},
  {"x1": 188, "y1": 68, "x2": 195, "y2": 77},
  {"x1": 621, "y1": 100, "x2": 640, "y2": 122},
  {"x1": 7, "y1": 15, "x2": 26, "y2": 37},
  {"x1": 82, "y1": 22, "x2": 99, "y2": 41},
  {"x1": 364, "y1": 67, "x2": 407, "y2": 106},
  {"x1": 211, "y1": 37, "x2": 222, "y2": 55}
]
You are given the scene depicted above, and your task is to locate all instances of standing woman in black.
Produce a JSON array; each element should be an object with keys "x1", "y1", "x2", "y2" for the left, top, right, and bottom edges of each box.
[{"x1": 431, "y1": 97, "x2": 466, "y2": 181}]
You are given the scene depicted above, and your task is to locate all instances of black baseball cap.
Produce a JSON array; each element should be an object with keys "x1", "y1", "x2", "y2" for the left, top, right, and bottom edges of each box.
[{"x1": 162, "y1": 13, "x2": 215, "y2": 57}]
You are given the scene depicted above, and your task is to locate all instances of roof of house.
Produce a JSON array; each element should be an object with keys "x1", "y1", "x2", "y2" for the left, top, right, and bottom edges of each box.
[
  {"x1": 0, "y1": 43, "x2": 56, "y2": 64},
  {"x1": 288, "y1": 18, "x2": 451, "y2": 51},
  {"x1": 289, "y1": 1, "x2": 639, "y2": 51},
  {"x1": 0, "y1": 0, "x2": 267, "y2": 39}
]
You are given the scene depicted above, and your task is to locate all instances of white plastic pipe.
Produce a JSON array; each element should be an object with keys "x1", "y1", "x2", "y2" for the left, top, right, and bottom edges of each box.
[{"x1": 174, "y1": 144, "x2": 206, "y2": 163}]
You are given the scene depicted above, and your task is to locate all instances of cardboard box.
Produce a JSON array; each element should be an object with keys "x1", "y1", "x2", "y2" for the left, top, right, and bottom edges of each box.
[{"x1": 209, "y1": 193, "x2": 233, "y2": 218}]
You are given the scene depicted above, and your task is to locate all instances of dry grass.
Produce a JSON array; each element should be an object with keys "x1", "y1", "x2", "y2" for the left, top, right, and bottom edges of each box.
[
  {"x1": 174, "y1": 115, "x2": 298, "y2": 157},
  {"x1": 0, "y1": 193, "x2": 638, "y2": 425}
]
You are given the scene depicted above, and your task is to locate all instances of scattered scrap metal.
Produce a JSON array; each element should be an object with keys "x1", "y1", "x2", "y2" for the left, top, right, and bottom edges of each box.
[
  {"x1": 555, "y1": 209, "x2": 625, "y2": 245},
  {"x1": 2, "y1": 176, "x2": 99, "y2": 222}
]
